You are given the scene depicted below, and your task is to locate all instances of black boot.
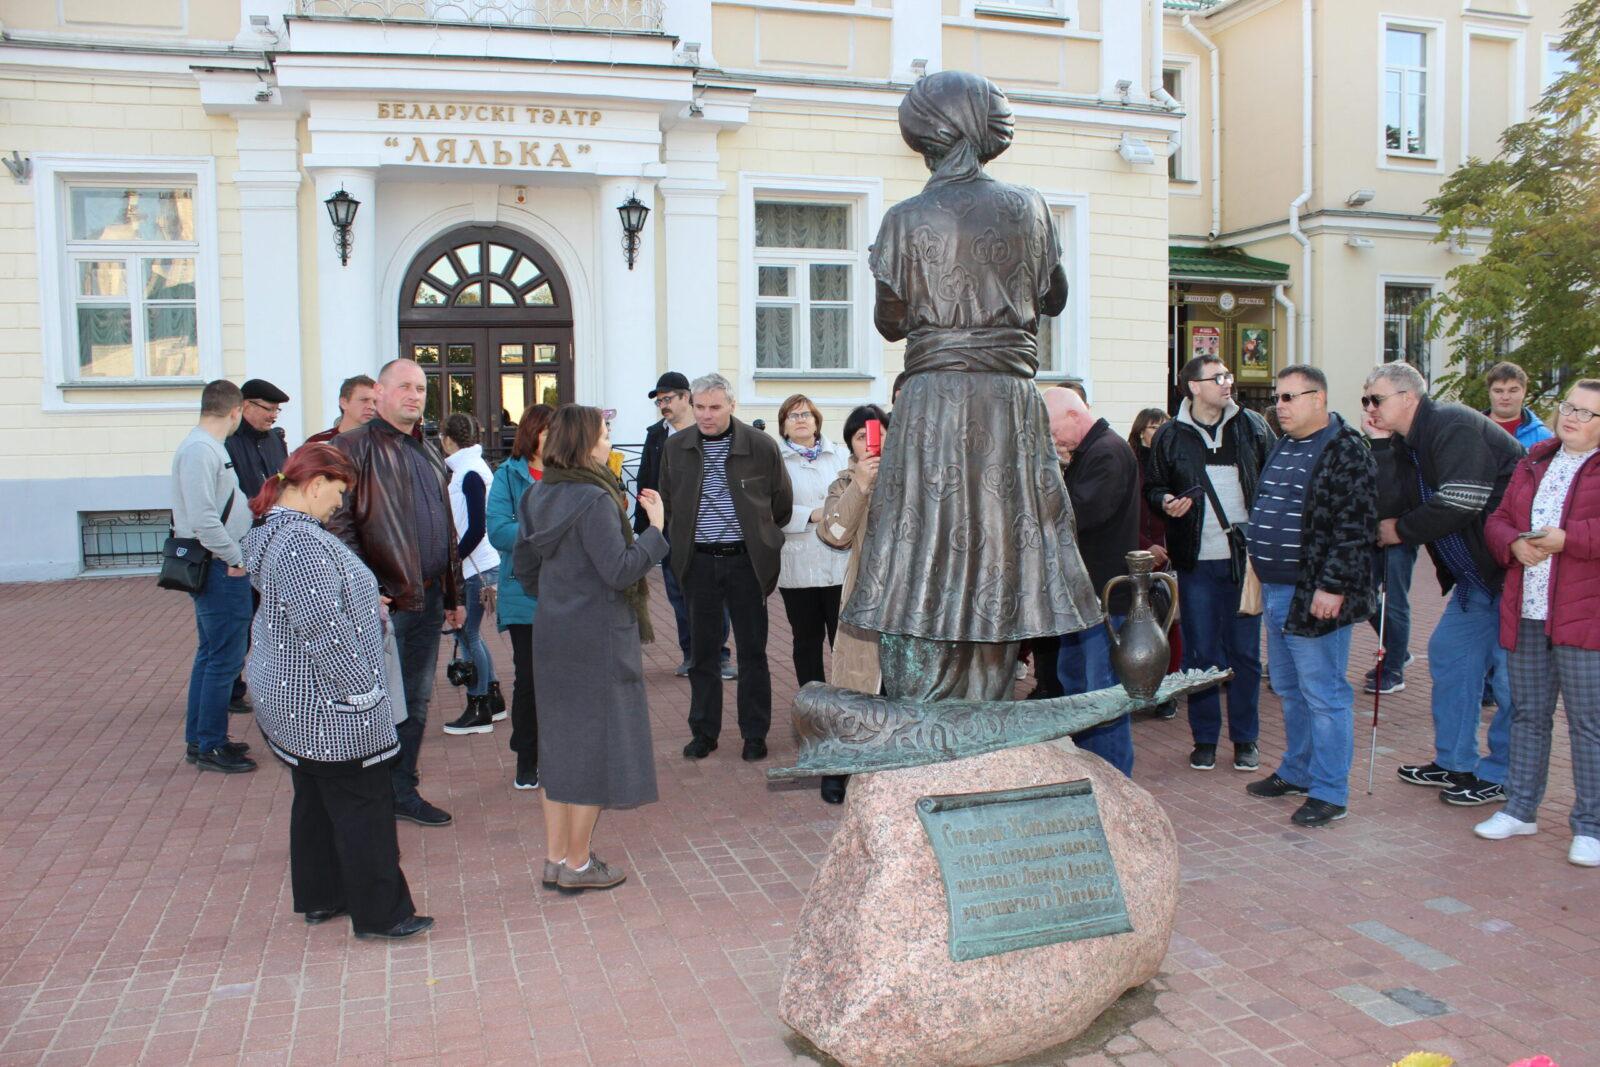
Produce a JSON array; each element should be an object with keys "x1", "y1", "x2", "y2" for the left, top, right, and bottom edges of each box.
[
  {"x1": 442, "y1": 695, "x2": 494, "y2": 735},
  {"x1": 487, "y1": 681, "x2": 508, "y2": 722}
]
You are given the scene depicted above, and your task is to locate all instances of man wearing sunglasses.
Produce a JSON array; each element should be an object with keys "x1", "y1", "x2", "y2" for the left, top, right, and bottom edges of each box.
[
  {"x1": 1242, "y1": 366, "x2": 1377, "y2": 827},
  {"x1": 1364, "y1": 361, "x2": 1524, "y2": 806},
  {"x1": 1145, "y1": 355, "x2": 1274, "y2": 773}
]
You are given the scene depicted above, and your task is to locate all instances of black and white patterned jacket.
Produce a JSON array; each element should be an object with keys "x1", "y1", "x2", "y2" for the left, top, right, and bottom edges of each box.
[{"x1": 243, "y1": 508, "x2": 399, "y2": 767}]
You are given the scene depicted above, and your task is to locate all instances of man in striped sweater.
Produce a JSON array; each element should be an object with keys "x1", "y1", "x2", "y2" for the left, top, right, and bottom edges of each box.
[
  {"x1": 1368, "y1": 361, "x2": 1524, "y2": 807},
  {"x1": 660, "y1": 373, "x2": 794, "y2": 762}
]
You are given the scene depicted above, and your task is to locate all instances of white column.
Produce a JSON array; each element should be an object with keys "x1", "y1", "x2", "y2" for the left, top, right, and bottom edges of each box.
[
  {"x1": 310, "y1": 168, "x2": 380, "y2": 421},
  {"x1": 233, "y1": 115, "x2": 306, "y2": 441},
  {"x1": 596, "y1": 176, "x2": 660, "y2": 438},
  {"x1": 659, "y1": 124, "x2": 725, "y2": 388},
  {"x1": 1099, "y1": 0, "x2": 1144, "y2": 98},
  {"x1": 892, "y1": 0, "x2": 943, "y2": 81}
]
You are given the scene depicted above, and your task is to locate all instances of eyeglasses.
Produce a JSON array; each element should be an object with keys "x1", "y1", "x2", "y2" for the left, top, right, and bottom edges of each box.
[
  {"x1": 652, "y1": 392, "x2": 682, "y2": 407},
  {"x1": 1198, "y1": 372, "x2": 1235, "y2": 386},
  {"x1": 246, "y1": 400, "x2": 281, "y2": 415},
  {"x1": 1274, "y1": 388, "x2": 1321, "y2": 405},
  {"x1": 785, "y1": 410, "x2": 815, "y2": 421},
  {"x1": 1559, "y1": 401, "x2": 1598, "y2": 423},
  {"x1": 1359, "y1": 389, "x2": 1410, "y2": 409}
]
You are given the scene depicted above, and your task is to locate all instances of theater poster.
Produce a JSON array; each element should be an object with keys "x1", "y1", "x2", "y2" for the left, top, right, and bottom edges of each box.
[
  {"x1": 1237, "y1": 325, "x2": 1274, "y2": 382},
  {"x1": 1187, "y1": 322, "x2": 1223, "y2": 362}
]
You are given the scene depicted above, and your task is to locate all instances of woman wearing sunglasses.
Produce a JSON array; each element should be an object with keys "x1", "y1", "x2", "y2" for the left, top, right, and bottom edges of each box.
[{"x1": 1481, "y1": 381, "x2": 1600, "y2": 867}]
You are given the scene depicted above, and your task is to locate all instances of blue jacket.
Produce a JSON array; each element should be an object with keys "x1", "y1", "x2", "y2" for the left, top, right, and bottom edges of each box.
[
  {"x1": 1484, "y1": 406, "x2": 1554, "y2": 449},
  {"x1": 486, "y1": 457, "x2": 538, "y2": 630}
]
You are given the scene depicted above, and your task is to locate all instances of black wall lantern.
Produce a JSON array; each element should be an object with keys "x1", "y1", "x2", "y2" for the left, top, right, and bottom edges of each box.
[
  {"x1": 324, "y1": 188, "x2": 360, "y2": 267},
  {"x1": 618, "y1": 195, "x2": 649, "y2": 270}
]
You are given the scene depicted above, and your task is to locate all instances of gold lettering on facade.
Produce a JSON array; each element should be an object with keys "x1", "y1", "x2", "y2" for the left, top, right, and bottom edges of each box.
[
  {"x1": 435, "y1": 138, "x2": 458, "y2": 163},
  {"x1": 519, "y1": 142, "x2": 541, "y2": 167},
  {"x1": 493, "y1": 140, "x2": 513, "y2": 165},
  {"x1": 462, "y1": 140, "x2": 488, "y2": 165},
  {"x1": 377, "y1": 101, "x2": 605, "y2": 127},
  {"x1": 546, "y1": 144, "x2": 571, "y2": 168},
  {"x1": 405, "y1": 137, "x2": 429, "y2": 163}
]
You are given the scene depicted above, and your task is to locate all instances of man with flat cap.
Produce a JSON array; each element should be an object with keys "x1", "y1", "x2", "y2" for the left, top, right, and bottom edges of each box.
[
  {"x1": 226, "y1": 378, "x2": 291, "y2": 500},
  {"x1": 636, "y1": 371, "x2": 733, "y2": 678}
]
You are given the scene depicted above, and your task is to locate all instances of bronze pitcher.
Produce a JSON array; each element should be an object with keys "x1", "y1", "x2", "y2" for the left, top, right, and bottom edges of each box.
[{"x1": 1100, "y1": 550, "x2": 1179, "y2": 701}]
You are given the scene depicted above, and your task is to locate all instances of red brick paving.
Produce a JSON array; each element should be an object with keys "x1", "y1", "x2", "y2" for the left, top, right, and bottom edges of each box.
[{"x1": 0, "y1": 568, "x2": 1596, "y2": 1066}]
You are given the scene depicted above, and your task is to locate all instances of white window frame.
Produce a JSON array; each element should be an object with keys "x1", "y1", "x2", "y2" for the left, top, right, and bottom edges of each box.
[
  {"x1": 1035, "y1": 191, "x2": 1091, "y2": 391},
  {"x1": 738, "y1": 173, "x2": 882, "y2": 404},
  {"x1": 1543, "y1": 33, "x2": 1576, "y2": 91},
  {"x1": 1162, "y1": 57, "x2": 1199, "y2": 186},
  {"x1": 1375, "y1": 274, "x2": 1440, "y2": 384},
  {"x1": 1378, "y1": 16, "x2": 1446, "y2": 172},
  {"x1": 33, "y1": 155, "x2": 223, "y2": 414},
  {"x1": 969, "y1": 0, "x2": 1078, "y2": 24},
  {"x1": 1460, "y1": 24, "x2": 1526, "y2": 166}
]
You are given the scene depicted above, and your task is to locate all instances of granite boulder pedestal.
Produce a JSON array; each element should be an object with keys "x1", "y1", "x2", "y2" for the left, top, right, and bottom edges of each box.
[{"x1": 778, "y1": 738, "x2": 1179, "y2": 1067}]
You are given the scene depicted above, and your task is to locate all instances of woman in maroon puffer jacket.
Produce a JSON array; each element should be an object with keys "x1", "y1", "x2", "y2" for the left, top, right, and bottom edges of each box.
[{"x1": 1482, "y1": 379, "x2": 1600, "y2": 868}]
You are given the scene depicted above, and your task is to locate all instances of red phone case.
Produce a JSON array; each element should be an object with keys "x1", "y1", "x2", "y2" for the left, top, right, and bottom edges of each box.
[{"x1": 865, "y1": 419, "x2": 883, "y2": 456}]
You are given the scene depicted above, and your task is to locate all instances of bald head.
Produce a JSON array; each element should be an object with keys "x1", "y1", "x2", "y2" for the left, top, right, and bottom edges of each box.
[
  {"x1": 376, "y1": 358, "x2": 427, "y2": 431},
  {"x1": 1044, "y1": 386, "x2": 1092, "y2": 457}
]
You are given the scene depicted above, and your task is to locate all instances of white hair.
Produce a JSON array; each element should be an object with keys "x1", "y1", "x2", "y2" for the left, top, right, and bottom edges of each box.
[
  {"x1": 690, "y1": 372, "x2": 734, "y2": 400},
  {"x1": 1364, "y1": 362, "x2": 1427, "y2": 394}
]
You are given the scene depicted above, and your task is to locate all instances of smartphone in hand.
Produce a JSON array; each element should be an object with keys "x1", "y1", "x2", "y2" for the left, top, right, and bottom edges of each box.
[
  {"x1": 865, "y1": 418, "x2": 883, "y2": 457},
  {"x1": 1516, "y1": 528, "x2": 1550, "y2": 540}
]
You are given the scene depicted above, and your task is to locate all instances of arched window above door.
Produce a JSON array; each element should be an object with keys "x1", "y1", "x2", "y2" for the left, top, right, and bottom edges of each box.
[{"x1": 410, "y1": 238, "x2": 559, "y2": 310}]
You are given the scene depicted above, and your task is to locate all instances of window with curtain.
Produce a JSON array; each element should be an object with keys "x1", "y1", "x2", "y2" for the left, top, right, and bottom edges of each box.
[
  {"x1": 1384, "y1": 28, "x2": 1431, "y2": 156},
  {"x1": 1383, "y1": 284, "x2": 1432, "y2": 379},
  {"x1": 66, "y1": 183, "x2": 200, "y2": 380},
  {"x1": 754, "y1": 201, "x2": 856, "y2": 373}
]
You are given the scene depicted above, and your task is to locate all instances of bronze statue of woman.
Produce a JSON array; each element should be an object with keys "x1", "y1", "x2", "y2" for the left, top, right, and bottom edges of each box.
[{"x1": 841, "y1": 70, "x2": 1102, "y2": 703}]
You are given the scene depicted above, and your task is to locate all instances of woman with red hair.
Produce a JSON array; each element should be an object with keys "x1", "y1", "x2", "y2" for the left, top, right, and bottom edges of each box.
[{"x1": 242, "y1": 444, "x2": 432, "y2": 940}]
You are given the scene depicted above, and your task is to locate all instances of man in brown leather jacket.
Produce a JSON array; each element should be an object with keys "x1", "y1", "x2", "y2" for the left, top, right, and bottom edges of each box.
[
  {"x1": 327, "y1": 358, "x2": 465, "y2": 827},
  {"x1": 660, "y1": 372, "x2": 793, "y2": 763}
]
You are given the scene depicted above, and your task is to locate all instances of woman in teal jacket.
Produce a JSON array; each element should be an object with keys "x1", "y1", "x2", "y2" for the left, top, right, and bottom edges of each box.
[{"x1": 487, "y1": 404, "x2": 553, "y2": 790}]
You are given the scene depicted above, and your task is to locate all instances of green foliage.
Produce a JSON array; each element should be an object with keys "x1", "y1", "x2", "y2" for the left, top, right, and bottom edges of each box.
[{"x1": 1422, "y1": 0, "x2": 1600, "y2": 414}]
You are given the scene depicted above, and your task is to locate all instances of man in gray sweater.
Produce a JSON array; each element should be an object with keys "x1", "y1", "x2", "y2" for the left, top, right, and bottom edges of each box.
[{"x1": 170, "y1": 379, "x2": 257, "y2": 773}]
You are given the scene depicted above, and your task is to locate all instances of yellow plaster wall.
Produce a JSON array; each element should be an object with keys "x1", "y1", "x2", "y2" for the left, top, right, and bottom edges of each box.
[
  {"x1": 1210, "y1": 0, "x2": 1303, "y2": 233},
  {"x1": 1467, "y1": 35, "x2": 1515, "y2": 161},
  {"x1": 1162, "y1": 30, "x2": 1213, "y2": 240},
  {"x1": 0, "y1": 0, "x2": 238, "y2": 38},
  {"x1": 0, "y1": 76, "x2": 243, "y2": 481},
  {"x1": 712, "y1": 5, "x2": 892, "y2": 78},
  {"x1": 941, "y1": 28, "x2": 1100, "y2": 94},
  {"x1": 714, "y1": 105, "x2": 1170, "y2": 434}
]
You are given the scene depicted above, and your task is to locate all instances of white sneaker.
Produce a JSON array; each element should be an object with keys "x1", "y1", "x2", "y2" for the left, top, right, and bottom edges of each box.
[
  {"x1": 1569, "y1": 835, "x2": 1600, "y2": 867},
  {"x1": 1473, "y1": 812, "x2": 1537, "y2": 840}
]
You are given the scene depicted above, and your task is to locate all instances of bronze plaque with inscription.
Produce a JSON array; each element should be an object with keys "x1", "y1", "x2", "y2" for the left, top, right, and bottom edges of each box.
[{"x1": 916, "y1": 780, "x2": 1132, "y2": 961}]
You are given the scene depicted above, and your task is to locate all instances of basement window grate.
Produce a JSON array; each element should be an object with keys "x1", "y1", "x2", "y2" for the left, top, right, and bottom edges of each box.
[{"x1": 80, "y1": 510, "x2": 171, "y2": 570}]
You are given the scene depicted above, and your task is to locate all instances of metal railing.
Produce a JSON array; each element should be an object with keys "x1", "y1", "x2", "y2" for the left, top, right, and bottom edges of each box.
[{"x1": 297, "y1": 0, "x2": 665, "y2": 32}]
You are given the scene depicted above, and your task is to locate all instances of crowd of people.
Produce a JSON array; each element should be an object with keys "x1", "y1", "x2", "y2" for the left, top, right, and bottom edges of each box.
[{"x1": 164, "y1": 351, "x2": 1600, "y2": 939}]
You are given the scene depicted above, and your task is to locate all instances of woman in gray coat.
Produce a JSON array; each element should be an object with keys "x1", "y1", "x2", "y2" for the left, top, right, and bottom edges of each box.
[{"x1": 513, "y1": 405, "x2": 668, "y2": 893}]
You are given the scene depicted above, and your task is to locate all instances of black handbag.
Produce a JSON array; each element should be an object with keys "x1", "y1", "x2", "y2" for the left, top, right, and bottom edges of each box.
[{"x1": 157, "y1": 495, "x2": 235, "y2": 594}]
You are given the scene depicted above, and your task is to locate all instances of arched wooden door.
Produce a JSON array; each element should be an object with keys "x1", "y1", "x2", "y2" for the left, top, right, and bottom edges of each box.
[{"x1": 398, "y1": 226, "x2": 574, "y2": 458}]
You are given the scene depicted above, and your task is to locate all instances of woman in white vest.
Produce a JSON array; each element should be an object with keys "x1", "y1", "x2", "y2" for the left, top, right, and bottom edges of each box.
[
  {"x1": 775, "y1": 394, "x2": 851, "y2": 699},
  {"x1": 440, "y1": 414, "x2": 505, "y2": 735}
]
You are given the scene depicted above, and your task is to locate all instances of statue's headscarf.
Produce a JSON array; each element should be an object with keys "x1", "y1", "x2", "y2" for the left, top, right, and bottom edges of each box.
[{"x1": 898, "y1": 71, "x2": 1015, "y2": 187}]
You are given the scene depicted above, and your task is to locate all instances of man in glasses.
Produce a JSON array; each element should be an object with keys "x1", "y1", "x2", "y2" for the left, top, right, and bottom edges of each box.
[
  {"x1": 1145, "y1": 354, "x2": 1274, "y2": 774},
  {"x1": 1365, "y1": 361, "x2": 1524, "y2": 806},
  {"x1": 225, "y1": 379, "x2": 291, "y2": 500},
  {"x1": 635, "y1": 371, "x2": 733, "y2": 680},
  {"x1": 1242, "y1": 366, "x2": 1377, "y2": 826}
]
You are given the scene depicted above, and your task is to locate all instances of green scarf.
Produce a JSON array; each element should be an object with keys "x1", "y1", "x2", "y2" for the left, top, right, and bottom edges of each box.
[{"x1": 542, "y1": 462, "x2": 654, "y2": 644}]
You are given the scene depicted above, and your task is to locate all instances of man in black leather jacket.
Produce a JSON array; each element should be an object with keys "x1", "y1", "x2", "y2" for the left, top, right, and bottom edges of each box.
[{"x1": 1144, "y1": 355, "x2": 1274, "y2": 774}]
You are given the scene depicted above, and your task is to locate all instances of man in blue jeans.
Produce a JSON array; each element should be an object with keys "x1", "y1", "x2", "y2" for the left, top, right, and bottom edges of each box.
[
  {"x1": 1242, "y1": 366, "x2": 1378, "y2": 826},
  {"x1": 1145, "y1": 356, "x2": 1275, "y2": 773},
  {"x1": 170, "y1": 379, "x2": 257, "y2": 773},
  {"x1": 1045, "y1": 387, "x2": 1140, "y2": 775},
  {"x1": 634, "y1": 371, "x2": 734, "y2": 679},
  {"x1": 1366, "y1": 362, "x2": 1524, "y2": 806}
]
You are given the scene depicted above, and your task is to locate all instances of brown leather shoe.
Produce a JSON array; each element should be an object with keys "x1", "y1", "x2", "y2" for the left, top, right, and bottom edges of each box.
[{"x1": 556, "y1": 854, "x2": 626, "y2": 894}]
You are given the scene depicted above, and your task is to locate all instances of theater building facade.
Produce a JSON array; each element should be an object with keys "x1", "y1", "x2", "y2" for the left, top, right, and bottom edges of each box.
[{"x1": 0, "y1": 0, "x2": 1180, "y2": 579}]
